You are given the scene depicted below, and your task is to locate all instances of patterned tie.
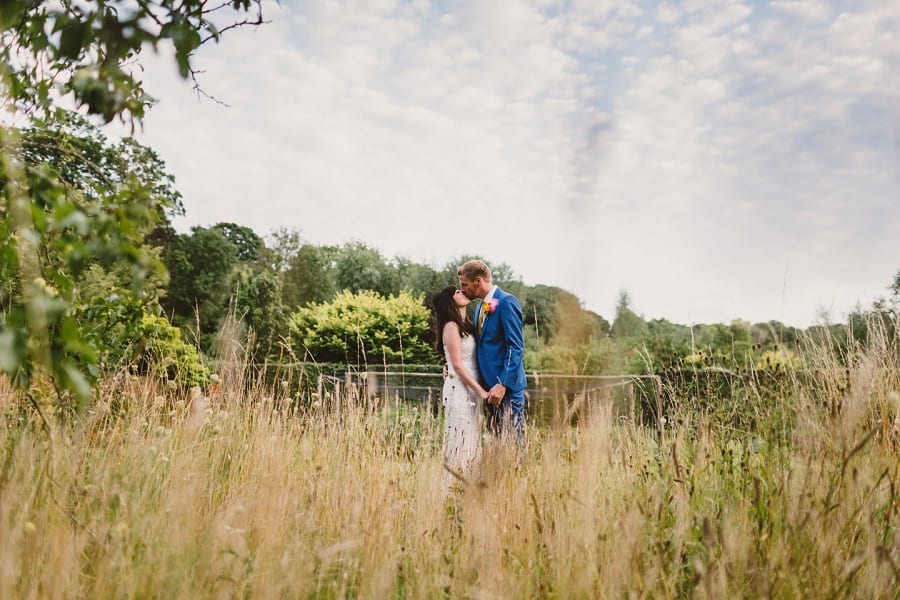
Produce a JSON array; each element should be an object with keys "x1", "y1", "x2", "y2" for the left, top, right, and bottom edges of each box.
[{"x1": 477, "y1": 301, "x2": 489, "y2": 335}]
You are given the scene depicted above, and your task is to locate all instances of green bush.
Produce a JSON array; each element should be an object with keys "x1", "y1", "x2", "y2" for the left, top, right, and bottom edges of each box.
[
  {"x1": 132, "y1": 312, "x2": 209, "y2": 389},
  {"x1": 289, "y1": 290, "x2": 437, "y2": 366}
]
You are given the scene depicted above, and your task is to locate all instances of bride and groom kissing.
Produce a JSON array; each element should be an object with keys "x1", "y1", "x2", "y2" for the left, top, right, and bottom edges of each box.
[{"x1": 430, "y1": 259, "x2": 527, "y2": 490}]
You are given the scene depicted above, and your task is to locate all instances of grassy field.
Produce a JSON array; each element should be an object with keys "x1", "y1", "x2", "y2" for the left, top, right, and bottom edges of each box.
[{"x1": 1, "y1": 323, "x2": 898, "y2": 598}]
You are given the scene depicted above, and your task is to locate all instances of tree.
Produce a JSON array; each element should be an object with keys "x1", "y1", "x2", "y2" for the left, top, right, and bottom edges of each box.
[
  {"x1": 231, "y1": 266, "x2": 287, "y2": 355},
  {"x1": 1, "y1": 0, "x2": 264, "y2": 125},
  {"x1": 19, "y1": 113, "x2": 184, "y2": 220},
  {"x1": 519, "y1": 284, "x2": 560, "y2": 344},
  {"x1": 159, "y1": 225, "x2": 238, "y2": 348},
  {"x1": 267, "y1": 227, "x2": 305, "y2": 273},
  {"x1": 213, "y1": 222, "x2": 263, "y2": 263},
  {"x1": 886, "y1": 269, "x2": 900, "y2": 317},
  {"x1": 710, "y1": 320, "x2": 752, "y2": 365},
  {"x1": 549, "y1": 290, "x2": 606, "y2": 347},
  {"x1": 1, "y1": 1, "x2": 266, "y2": 405},
  {"x1": 440, "y1": 255, "x2": 517, "y2": 285},
  {"x1": 395, "y1": 257, "x2": 448, "y2": 299},
  {"x1": 611, "y1": 290, "x2": 648, "y2": 340},
  {"x1": 281, "y1": 244, "x2": 336, "y2": 310},
  {"x1": 1, "y1": 117, "x2": 184, "y2": 405},
  {"x1": 333, "y1": 241, "x2": 399, "y2": 297}
]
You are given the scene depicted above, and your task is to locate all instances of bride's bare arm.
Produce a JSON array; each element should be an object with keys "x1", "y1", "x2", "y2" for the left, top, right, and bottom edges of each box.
[{"x1": 442, "y1": 323, "x2": 488, "y2": 399}]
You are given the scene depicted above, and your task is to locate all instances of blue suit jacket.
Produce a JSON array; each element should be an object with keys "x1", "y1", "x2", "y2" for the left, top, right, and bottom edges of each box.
[{"x1": 474, "y1": 287, "x2": 527, "y2": 393}]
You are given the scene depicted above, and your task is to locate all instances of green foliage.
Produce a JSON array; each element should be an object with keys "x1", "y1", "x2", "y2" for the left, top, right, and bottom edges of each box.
[
  {"x1": 707, "y1": 319, "x2": 752, "y2": 367},
  {"x1": 1, "y1": 2, "x2": 266, "y2": 406},
  {"x1": 212, "y1": 222, "x2": 263, "y2": 263},
  {"x1": 519, "y1": 284, "x2": 558, "y2": 343},
  {"x1": 0, "y1": 0, "x2": 263, "y2": 124},
  {"x1": 131, "y1": 312, "x2": 209, "y2": 389},
  {"x1": 332, "y1": 241, "x2": 399, "y2": 297},
  {"x1": 1, "y1": 123, "x2": 174, "y2": 404},
  {"x1": 281, "y1": 243, "x2": 336, "y2": 310},
  {"x1": 395, "y1": 257, "x2": 451, "y2": 299},
  {"x1": 525, "y1": 338, "x2": 624, "y2": 375},
  {"x1": 289, "y1": 290, "x2": 436, "y2": 366},
  {"x1": 611, "y1": 290, "x2": 648, "y2": 340},
  {"x1": 19, "y1": 113, "x2": 184, "y2": 219},
  {"x1": 158, "y1": 224, "x2": 238, "y2": 346},
  {"x1": 630, "y1": 335, "x2": 692, "y2": 375},
  {"x1": 891, "y1": 269, "x2": 900, "y2": 305},
  {"x1": 548, "y1": 289, "x2": 608, "y2": 347},
  {"x1": 750, "y1": 320, "x2": 799, "y2": 347},
  {"x1": 231, "y1": 266, "x2": 288, "y2": 354},
  {"x1": 155, "y1": 223, "x2": 292, "y2": 357}
]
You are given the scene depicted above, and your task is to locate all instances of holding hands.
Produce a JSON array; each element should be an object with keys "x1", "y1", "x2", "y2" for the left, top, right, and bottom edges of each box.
[{"x1": 486, "y1": 382, "x2": 506, "y2": 407}]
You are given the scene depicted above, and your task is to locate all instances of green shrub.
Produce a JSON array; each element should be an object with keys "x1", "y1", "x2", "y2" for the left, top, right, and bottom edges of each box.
[
  {"x1": 132, "y1": 312, "x2": 209, "y2": 389},
  {"x1": 289, "y1": 290, "x2": 437, "y2": 366}
]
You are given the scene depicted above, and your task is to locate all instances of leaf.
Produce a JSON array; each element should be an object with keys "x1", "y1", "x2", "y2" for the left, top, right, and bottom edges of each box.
[
  {"x1": 58, "y1": 19, "x2": 90, "y2": 60},
  {"x1": 53, "y1": 208, "x2": 90, "y2": 235},
  {"x1": 26, "y1": 291, "x2": 69, "y2": 327},
  {"x1": 0, "y1": 330, "x2": 23, "y2": 375},
  {"x1": 60, "y1": 363, "x2": 92, "y2": 403}
]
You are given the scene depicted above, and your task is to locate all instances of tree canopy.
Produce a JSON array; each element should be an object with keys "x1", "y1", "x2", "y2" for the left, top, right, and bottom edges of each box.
[
  {"x1": 1, "y1": 0, "x2": 264, "y2": 125},
  {"x1": 1, "y1": 0, "x2": 267, "y2": 405}
]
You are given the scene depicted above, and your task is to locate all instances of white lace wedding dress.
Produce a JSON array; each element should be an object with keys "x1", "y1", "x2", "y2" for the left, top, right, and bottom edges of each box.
[{"x1": 442, "y1": 334, "x2": 483, "y2": 490}]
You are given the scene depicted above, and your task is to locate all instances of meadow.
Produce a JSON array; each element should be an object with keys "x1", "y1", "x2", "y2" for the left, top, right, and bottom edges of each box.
[{"x1": 1, "y1": 320, "x2": 898, "y2": 599}]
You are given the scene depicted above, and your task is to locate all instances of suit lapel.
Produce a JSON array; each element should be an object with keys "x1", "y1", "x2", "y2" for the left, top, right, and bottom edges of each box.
[{"x1": 480, "y1": 287, "x2": 502, "y2": 337}]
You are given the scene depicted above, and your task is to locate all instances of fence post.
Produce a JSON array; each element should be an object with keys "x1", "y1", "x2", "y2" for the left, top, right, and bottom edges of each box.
[
  {"x1": 365, "y1": 371, "x2": 378, "y2": 411},
  {"x1": 553, "y1": 377, "x2": 560, "y2": 426},
  {"x1": 334, "y1": 379, "x2": 341, "y2": 414},
  {"x1": 316, "y1": 374, "x2": 323, "y2": 410},
  {"x1": 345, "y1": 371, "x2": 353, "y2": 405}
]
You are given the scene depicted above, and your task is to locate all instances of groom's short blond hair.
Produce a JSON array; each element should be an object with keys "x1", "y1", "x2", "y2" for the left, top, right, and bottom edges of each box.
[{"x1": 457, "y1": 260, "x2": 491, "y2": 283}]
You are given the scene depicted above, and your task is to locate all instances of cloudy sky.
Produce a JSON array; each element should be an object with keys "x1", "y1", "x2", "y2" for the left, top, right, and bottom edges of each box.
[{"x1": 127, "y1": 0, "x2": 898, "y2": 328}]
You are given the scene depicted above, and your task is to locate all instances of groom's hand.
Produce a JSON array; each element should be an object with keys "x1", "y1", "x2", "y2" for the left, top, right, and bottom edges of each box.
[{"x1": 488, "y1": 383, "x2": 506, "y2": 406}]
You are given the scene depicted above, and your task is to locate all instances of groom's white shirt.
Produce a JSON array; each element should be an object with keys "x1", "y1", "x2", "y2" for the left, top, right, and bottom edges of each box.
[{"x1": 483, "y1": 285, "x2": 498, "y2": 303}]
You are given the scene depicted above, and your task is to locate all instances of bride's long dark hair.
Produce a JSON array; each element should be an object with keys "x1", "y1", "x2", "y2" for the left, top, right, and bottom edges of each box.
[{"x1": 429, "y1": 285, "x2": 474, "y2": 355}]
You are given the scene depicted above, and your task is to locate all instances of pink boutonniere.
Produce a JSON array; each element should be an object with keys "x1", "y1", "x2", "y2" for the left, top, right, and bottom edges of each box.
[{"x1": 484, "y1": 298, "x2": 499, "y2": 314}]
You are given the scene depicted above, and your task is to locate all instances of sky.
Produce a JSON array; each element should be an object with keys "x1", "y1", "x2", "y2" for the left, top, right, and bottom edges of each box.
[{"x1": 123, "y1": 0, "x2": 898, "y2": 328}]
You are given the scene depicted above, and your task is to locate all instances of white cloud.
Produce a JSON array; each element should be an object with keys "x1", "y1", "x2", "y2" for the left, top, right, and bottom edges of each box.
[
  {"x1": 114, "y1": 0, "x2": 899, "y2": 328},
  {"x1": 771, "y1": 0, "x2": 833, "y2": 23}
]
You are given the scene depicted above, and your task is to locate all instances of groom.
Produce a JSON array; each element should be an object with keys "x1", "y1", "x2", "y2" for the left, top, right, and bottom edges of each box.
[{"x1": 457, "y1": 259, "x2": 527, "y2": 441}]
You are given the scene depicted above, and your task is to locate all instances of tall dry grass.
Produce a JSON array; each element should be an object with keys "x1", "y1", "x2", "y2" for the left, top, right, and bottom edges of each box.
[{"x1": 1, "y1": 316, "x2": 898, "y2": 598}]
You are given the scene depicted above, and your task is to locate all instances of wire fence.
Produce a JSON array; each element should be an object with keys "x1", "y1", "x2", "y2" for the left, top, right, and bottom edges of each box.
[{"x1": 210, "y1": 361, "x2": 662, "y2": 427}]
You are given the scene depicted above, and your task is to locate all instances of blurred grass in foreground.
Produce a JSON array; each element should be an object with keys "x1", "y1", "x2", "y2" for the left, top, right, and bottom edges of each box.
[{"x1": 1, "y1": 317, "x2": 898, "y2": 599}]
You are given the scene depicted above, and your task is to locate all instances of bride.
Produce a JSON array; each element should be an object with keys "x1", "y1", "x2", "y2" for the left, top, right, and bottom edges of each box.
[{"x1": 430, "y1": 286, "x2": 489, "y2": 491}]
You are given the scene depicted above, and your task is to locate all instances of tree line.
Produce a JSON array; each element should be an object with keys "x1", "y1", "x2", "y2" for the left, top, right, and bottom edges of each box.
[
  {"x1": 5, "y1": 109, "x2": 898, "y2": 411},
  {"x1": 2, "y1": 1, "x2": 896, "y2": 410}
]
